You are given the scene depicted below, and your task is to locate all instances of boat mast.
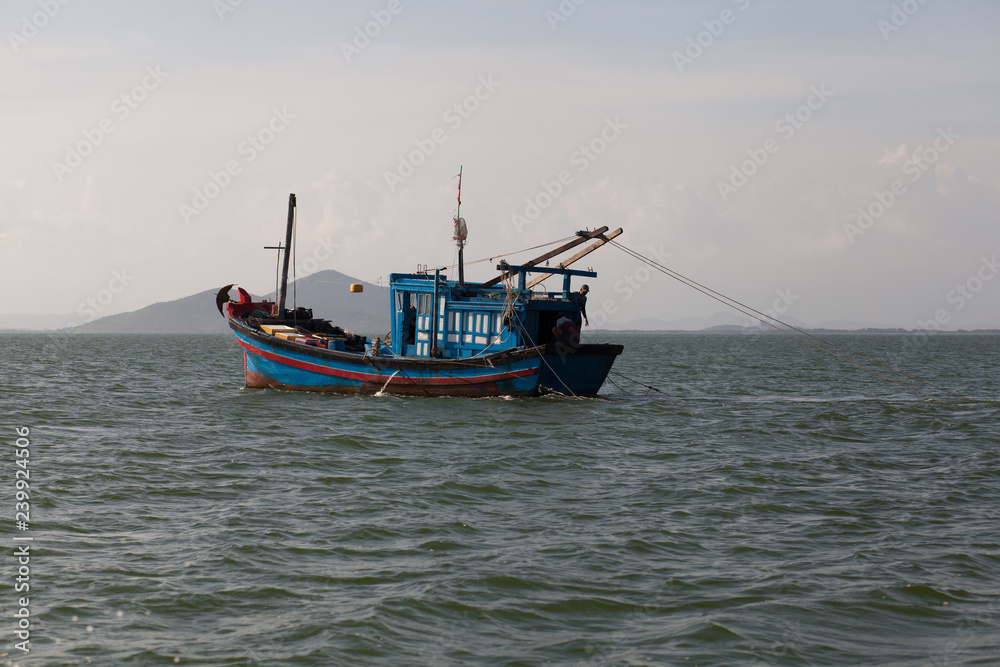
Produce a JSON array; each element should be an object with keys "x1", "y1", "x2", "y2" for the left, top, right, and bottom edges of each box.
[
  {"x1": 276, "y1": 193, "x2": 296, "y2": 317},
  {"x1": 454, "y1": 166, "x2": 467, "y2": 287}
]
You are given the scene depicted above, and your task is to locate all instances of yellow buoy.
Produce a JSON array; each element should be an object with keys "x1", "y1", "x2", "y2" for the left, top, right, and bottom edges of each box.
[{"x1": 350, "y1": 283, "x2": 364, "y2": 293}]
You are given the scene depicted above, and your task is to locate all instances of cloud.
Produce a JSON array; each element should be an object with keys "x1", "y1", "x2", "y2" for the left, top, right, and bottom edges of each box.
[
  {"x1": 878, "y1": 143, "x2": 910, "y2": 166},
  {"x1": 2, "y1": 1, "x2": 999, "y2": 327}
]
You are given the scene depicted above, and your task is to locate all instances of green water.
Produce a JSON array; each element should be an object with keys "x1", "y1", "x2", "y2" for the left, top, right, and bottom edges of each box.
[{"x1": 4, "y1": 333, "x2": 999, "y2": 665}]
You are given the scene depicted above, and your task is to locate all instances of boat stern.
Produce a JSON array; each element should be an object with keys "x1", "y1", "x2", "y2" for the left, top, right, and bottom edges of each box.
[{"x1": 537, "y1": 343, "x2": 623, "y2": 397}]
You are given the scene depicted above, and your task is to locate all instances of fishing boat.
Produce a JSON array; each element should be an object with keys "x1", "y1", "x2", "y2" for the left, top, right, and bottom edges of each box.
[{"x1": 217, "y1": 187, "x2": 624, "y2": 397}]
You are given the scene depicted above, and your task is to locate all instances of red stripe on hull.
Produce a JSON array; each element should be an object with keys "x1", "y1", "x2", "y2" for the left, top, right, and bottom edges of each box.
[{"x1": 238, "y1": 338, "x2": 538, "y2": 386}]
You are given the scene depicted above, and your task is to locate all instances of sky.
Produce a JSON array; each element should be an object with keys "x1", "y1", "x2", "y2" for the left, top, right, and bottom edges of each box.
[{"x1": 2, "y1": 0, "x2": 999, "y2": 330}]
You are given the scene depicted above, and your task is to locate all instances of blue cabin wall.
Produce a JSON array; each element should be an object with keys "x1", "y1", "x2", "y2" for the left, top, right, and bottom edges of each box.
[
  {"x1": 386, "y1": 267, "x2": 591, "y2": 359},
  {"x1": 388, "y1": 273, "x2": 524, "y2": 359}
]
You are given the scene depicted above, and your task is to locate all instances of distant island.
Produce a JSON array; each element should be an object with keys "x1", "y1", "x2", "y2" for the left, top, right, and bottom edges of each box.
[{"x1": 0, "y1": 270, "x2": 389, "y2": 336}]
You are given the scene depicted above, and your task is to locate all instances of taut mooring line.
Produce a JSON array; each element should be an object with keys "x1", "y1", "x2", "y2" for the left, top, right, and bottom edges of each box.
[
  {"x1": 608, "y1": 370, "x2": 666, "y2": 395},
  {"x1": 609, "y1": 240, "x2": 977, "y2": 404}
]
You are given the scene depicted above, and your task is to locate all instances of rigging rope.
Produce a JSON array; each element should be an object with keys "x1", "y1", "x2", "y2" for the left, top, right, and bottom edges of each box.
[
  {"x1": 499, "y1": 262, "x2": 579, "y2": 398},
  {"x1": 301, "y1": 237, "x2": 578, "y2": 291},
  {"x1": 604, "y1": 374, "x2": 630, "y2": 395},
  {"x1": 444, "y1": 235, "x2": 578, "y2": 272},
  {"x1": 608, "y1": 240, "x2": 976, "y2": 405},
  {"x1": 608, "y1": 370, "x2": 666, "y2": 395}
]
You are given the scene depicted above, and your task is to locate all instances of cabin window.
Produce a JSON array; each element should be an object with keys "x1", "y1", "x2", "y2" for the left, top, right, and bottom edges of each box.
[
  {"x1": 447, "y1": 311, "x2": 461, "y2": 344},
  {"x1": 476, "y1": 314, "x2": 490, "y2": 344},
  {"x1": 463, "y1": 312, "x2": 474, "y2": 344},
  {"x1": 458, "y1": 311, "x2": 494, "y2": 346}
]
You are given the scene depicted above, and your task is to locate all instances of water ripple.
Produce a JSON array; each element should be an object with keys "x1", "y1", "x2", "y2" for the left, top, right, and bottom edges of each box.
[{"x1": 5, "y1": 333, "x2": 999, "y2": 664}]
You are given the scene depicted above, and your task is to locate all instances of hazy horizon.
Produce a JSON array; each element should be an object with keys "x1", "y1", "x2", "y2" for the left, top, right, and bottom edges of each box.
[{"x1": 3, "y1": 1, "x2": 999, "y2": 331}]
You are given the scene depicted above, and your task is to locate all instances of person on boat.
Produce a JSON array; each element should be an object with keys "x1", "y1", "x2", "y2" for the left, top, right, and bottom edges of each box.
[
  {"x1": 569, "y1": 284, "x2": 590, "y2": 331},
  {"x1": 552, "y1": 316, "x2": 580, "y2": 346}
]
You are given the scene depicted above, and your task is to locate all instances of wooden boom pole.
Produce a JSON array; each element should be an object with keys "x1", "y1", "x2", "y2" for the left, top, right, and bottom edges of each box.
[
  {"x1": 479, "y1": 226, "x2": 609, "y2": 288},
  {"x1": 525, "y1": 228, "x2": 622, "y2": 289}
]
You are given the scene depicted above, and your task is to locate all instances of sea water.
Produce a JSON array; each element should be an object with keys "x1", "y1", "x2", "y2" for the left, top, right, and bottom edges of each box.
[{"x1": 3, "y1": 333, "x2": 999, "y2": 665}]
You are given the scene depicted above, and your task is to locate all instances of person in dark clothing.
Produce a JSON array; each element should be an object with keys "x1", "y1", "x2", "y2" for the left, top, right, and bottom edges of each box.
[{"x1": 569, "y1": 284, "x2": 589, "y2": 331}]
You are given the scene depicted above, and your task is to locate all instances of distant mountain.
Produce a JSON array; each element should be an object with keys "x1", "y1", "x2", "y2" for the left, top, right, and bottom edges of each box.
[
  {"x1": 70, "y1": 270, "x2": 388, "y2": 335},
  {"x1": 71, "y1": 287, "x2": 234, "y2": 334},
  {"x1": 265, "y1": 270, "x2": 388, "y2": 336},
  {"x1": 815, "y1": 319, "x2": 889, "y2": 331},
  {"x1": 7, "y1": 285, "x2": 996, "y2": 336}
]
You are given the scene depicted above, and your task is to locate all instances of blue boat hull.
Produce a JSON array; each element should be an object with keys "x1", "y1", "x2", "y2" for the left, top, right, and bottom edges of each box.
[{"x1": 230, "y1": 318, "x2": 622, "y2": 397}]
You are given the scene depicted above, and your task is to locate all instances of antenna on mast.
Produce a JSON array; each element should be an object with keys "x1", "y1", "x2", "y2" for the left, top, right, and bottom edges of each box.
[{"x1": 453, "y1": 166, "x2": 467, "y2": 287}]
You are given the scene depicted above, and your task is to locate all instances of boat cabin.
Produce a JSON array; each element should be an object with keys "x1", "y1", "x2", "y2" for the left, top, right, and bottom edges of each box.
[{"x1": 387, "y1": 264, "x2": 597, "y2": 359}]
